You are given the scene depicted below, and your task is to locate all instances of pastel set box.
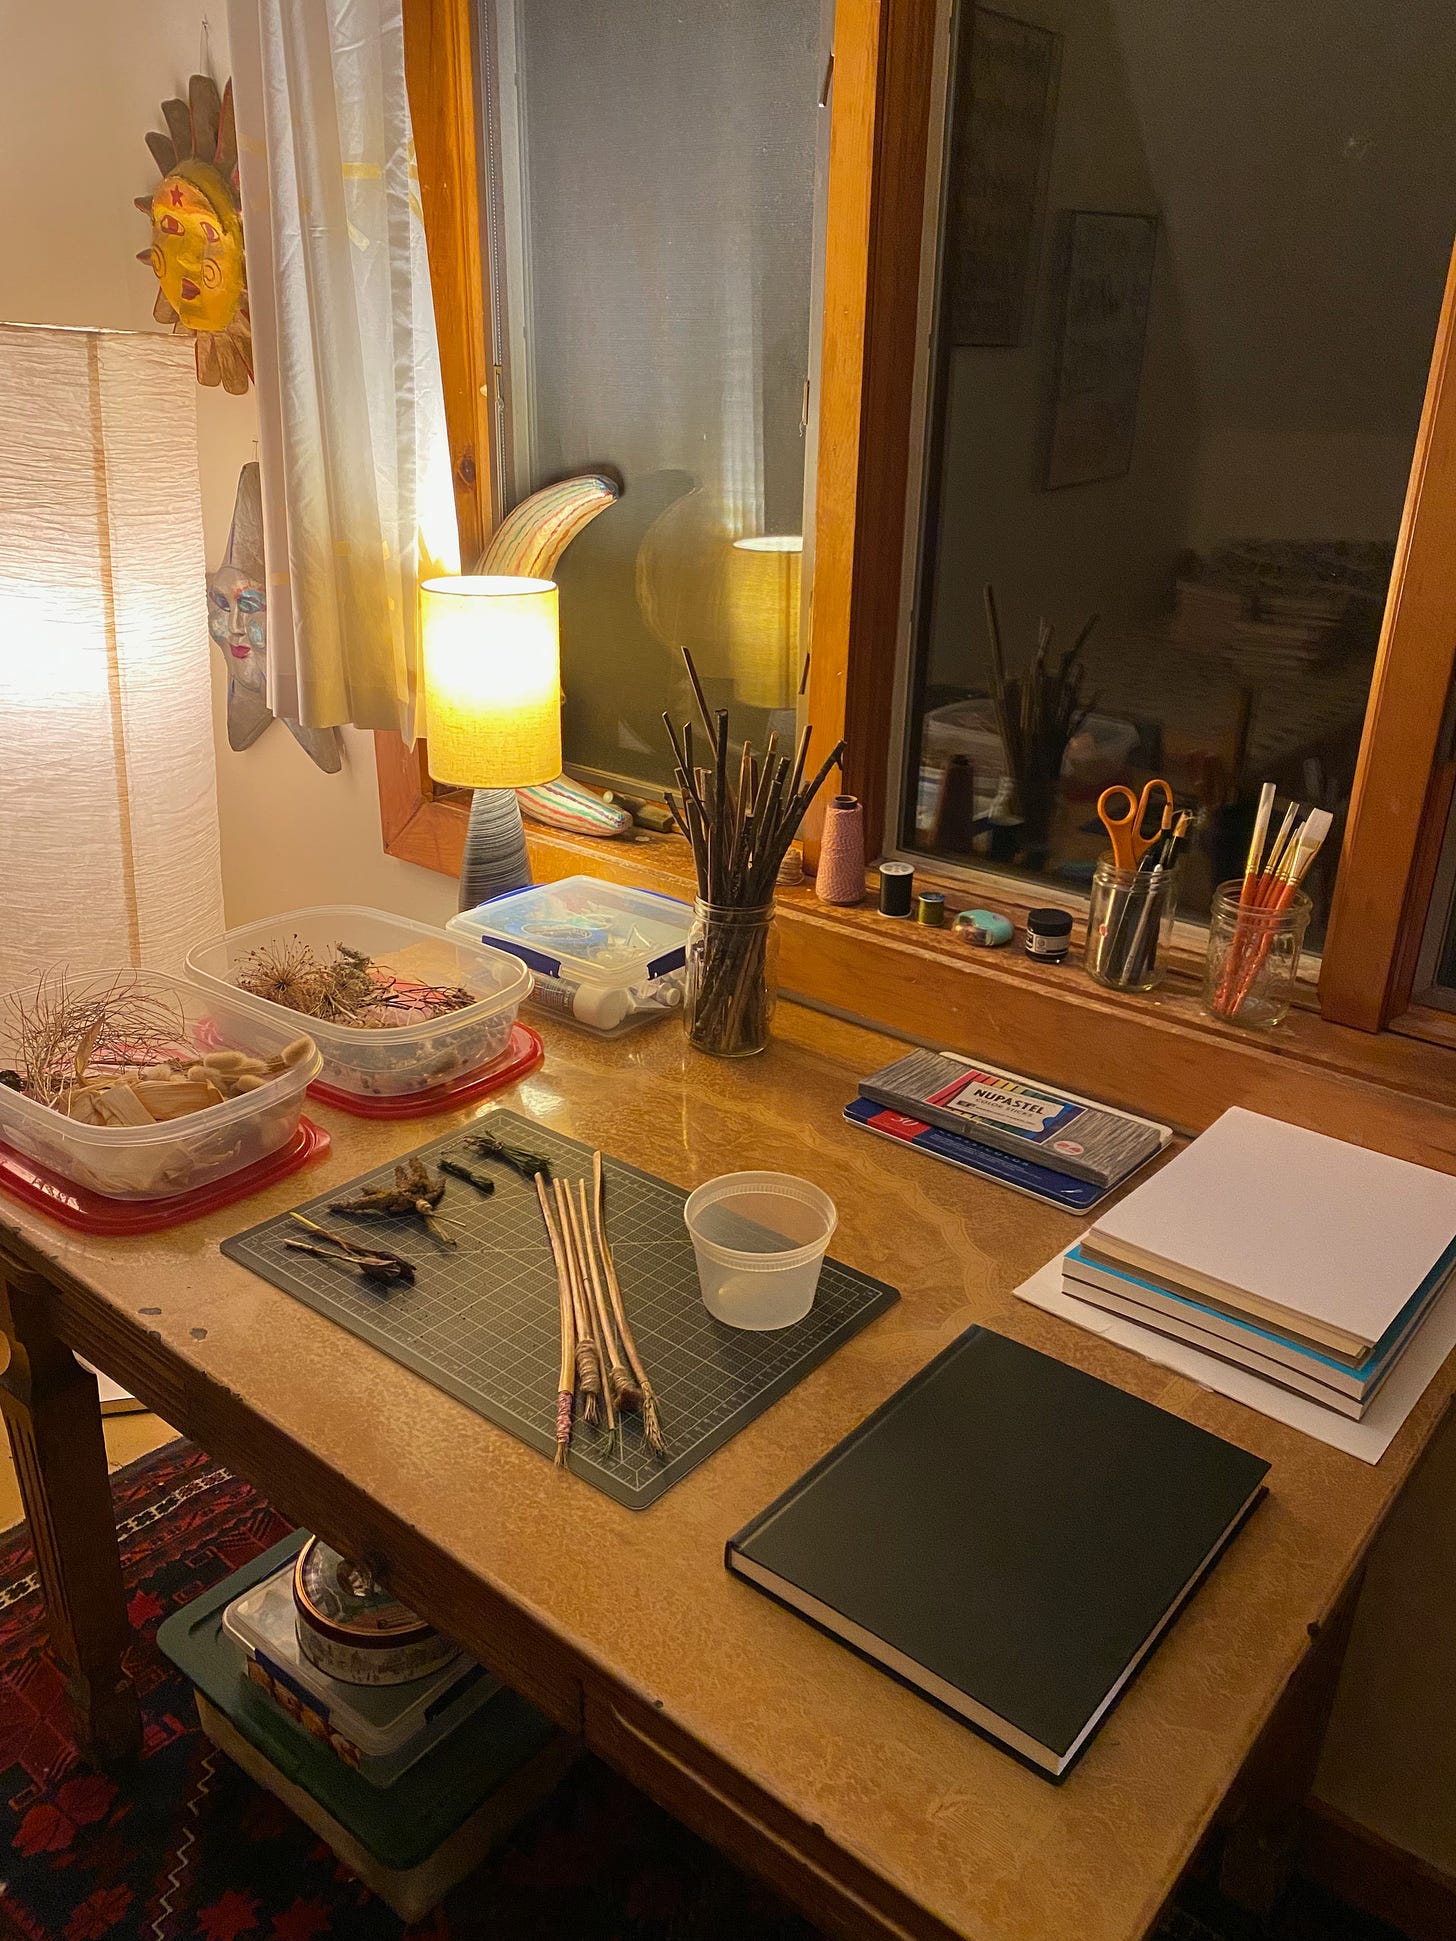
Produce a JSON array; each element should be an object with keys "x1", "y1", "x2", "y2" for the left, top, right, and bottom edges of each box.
[
  {"x1": 187, "y1": 906, "x2": 532, "y2": 1100},
  {"x1": 449, "y1": 877, "x2": 692, "y2": 1036}
]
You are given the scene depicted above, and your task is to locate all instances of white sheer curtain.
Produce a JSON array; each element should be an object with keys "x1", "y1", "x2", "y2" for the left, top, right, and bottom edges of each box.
[{"x1": 227, "y1": 0, "x2": 460, "y2": 741}]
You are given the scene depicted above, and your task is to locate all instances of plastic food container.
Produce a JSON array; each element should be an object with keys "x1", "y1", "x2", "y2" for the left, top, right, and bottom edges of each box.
[
  {"x1": 683, "y1": 1171, "x2": 838, "y2": 1330},
  {"x1": 448, "y1": 877, "x2": 691, "y2": 1036},
  {"x1": 187, "y1": 907, "x2": 531, "y2": 1099},
  {"x1": 0, "y1": 968, "x2": 321, "y2": 1202},
  {"x1": 223, "y1": 1556, "x2": 496, "y2": 1786}
]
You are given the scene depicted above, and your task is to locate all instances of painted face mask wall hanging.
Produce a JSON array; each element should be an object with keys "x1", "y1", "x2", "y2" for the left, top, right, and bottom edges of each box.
[
  {"x1": 136, "y1": 73, "x2": 253, "y2": 394},
  {"x1": 208, "y1": 464, "x2": 343, "y2": 774}
]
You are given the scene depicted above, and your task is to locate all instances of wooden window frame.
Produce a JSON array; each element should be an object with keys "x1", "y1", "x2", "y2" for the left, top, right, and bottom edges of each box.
[{"x1": 382, "y1": 0, "x2": 1456, "y2": 1120}]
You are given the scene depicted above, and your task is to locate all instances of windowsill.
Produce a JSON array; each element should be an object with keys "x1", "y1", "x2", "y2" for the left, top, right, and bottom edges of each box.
[
  {"x1": 375, "y1": 740, "x2": 1456, "y2": 1158},
  {"x1": 532, "y1": 827, "x2": 1456, "y2": 1142}
]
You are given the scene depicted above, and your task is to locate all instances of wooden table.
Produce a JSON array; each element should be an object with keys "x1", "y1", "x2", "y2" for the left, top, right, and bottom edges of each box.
[{"x1": 0, "y1": 1006, "x2": 1449, "y2": 1941}]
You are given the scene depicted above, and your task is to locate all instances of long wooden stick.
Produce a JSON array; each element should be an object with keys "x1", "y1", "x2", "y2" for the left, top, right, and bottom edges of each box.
[
  {"x1": 591, "y1": 1152, "x2": 667, "y2": 1459},
  {"x1": 562, "y1": 1181, "x2": 617, "y2": 1433},
  {"x1": 573, "y1": 1179, "x2": 641, "y2": 1418},
  {"x1": 553, "y1": 1177, "x2": 602, "y2": 1425},
  {"x1": 535, "y1": 1176, "x2": 575, "y2": 1465}
]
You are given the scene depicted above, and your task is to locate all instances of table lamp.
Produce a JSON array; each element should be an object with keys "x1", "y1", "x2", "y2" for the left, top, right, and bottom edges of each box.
[{"x1": 420, "y1": 574, "x2": 562, "y2": 907}]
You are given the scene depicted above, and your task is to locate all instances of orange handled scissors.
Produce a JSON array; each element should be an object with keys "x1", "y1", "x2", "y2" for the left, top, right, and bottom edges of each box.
[{"x1": 1097, "y1": 778, "x2": 1174, "y2": 870}]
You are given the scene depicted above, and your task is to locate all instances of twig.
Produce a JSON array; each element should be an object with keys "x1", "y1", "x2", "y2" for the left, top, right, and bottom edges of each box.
[
  {"x1": 591, "y1": 1152, "x2": 667, "y2": 1459},
  {"x1": 288, "y1": 1212, "x2": 416, "y2": 1281},
  {"x1": 438, "y1": 1158, "x2": 496, "y2": 1196},
  {"x1": 554, "y1": 1178, "x2": 603, "y2": 1425},
  {"x1": 574, "y1": 1178, "x2": 641, "y2": 1418},
  {"x1": 562, "y1": 1180, "x2": 617, "y2": 1444},
  {"x1": 535, "y1": 1175, "x2": 576, "y2": 1465},
  {"x1": 465, "y1": 1127, "x2": 553, "y2": 1182},
  {"x1": 284, "y1": 1240, "x2": 410, "y2": 1287}
]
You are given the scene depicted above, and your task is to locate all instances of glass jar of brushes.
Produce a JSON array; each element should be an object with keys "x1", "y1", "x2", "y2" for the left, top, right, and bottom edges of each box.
[
  {"x1": 1085, "y1": 855, "x2": 1182, "y2": 991},
  {"x1": 1202, "y1": 883, "x2": 1313, "y2": 1029},
  {"x1": 684, "y1": 901, "x2": 780, "y2": 1057}
]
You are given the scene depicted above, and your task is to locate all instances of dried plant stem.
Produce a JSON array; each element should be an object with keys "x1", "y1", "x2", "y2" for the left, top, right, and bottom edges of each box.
[
  {"x1": 591, "y1": 1152, "x2": 667, "y2": 1459},
  {"x1": 561, "y1": 1181, "x2": 616, "y2": 1435},
  {"x1": 554, "y1": 1178, "x2": 603, "y2": 1427},
  {"x1": 574, "y1": 1179, "x2": 641, "y2": 1417},
  {"x1": 535, "y1": 1175, "x2": 576, "y2": 1465}
]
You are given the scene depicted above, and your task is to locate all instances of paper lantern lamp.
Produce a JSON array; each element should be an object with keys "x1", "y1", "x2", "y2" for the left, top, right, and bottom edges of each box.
[
  {"x1": 726, "y1": 535, "x2": 802, "y2": 710},
  {"x1": 420, "y1": 575, "x2": 562, "y2": 905},
  {"x1": 0, "y1": 324, "x2": 225, "y2": 990}
]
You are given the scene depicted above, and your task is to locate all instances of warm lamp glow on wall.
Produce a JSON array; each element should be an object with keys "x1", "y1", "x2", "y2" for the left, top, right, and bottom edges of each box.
[
  {"x1": 420, "y1": 574, "x2": 562, "y2": 905},
  {"x1": 726, "y1": 534, "x2": 802, "y2": 711}
]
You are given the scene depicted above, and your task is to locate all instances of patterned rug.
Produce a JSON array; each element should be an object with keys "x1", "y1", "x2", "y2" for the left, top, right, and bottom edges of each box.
[{"x1": 0, "y1": 1440, "x2": 1405, "y2": 1941}]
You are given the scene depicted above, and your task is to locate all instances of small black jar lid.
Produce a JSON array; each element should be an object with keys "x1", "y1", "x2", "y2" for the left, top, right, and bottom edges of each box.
[{"x1": 1025, "y1": 906, "x2": 1074, "y2": 937}]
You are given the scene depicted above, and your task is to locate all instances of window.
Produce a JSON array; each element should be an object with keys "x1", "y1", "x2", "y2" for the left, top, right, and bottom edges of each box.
[
  {"x1": 891, "y1": 0, "x2": 1456, "y2": 950},
  {"x1": 474, "y1": 0, "x2": 827, "y2": 793},
  {"x1": 394, "y1": 0, "x2": 1456, "y2": 1050}
]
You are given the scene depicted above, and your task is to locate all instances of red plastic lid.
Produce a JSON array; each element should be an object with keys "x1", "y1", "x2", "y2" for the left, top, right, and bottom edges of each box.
[
  {"x1": 306, "y1": 1021, "x2": 544, "y2": 1118},
  {"x1": 0, "y1": 1117, "x2": 331, "y2": 1237}
]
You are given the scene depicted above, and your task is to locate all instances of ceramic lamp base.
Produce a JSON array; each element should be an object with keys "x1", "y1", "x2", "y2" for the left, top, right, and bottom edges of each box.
[{"x1": 459, "y1": 788, "x2": 532, "y2": 909}]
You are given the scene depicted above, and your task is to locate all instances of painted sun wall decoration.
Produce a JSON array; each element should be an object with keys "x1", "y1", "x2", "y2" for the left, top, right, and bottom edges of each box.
[{"x1": 135, "y1": 74, "x2": 253, "y2": 394}]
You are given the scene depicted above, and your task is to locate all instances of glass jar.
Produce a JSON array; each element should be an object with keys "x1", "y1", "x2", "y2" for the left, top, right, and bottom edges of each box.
[
  {"x1": 1084, "y1": 856, "x2": 1180, "y2": 991},
  {"x1": 684, "y1": 901, "x2": 779, "y2": 1057},
  {"x1": 1203, "y1": 881, "x2": 1313, "y2": 1029}
]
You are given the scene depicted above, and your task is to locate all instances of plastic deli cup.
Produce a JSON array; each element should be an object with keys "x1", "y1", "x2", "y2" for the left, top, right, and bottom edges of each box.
[{"x1": 683, "y1": 1172, "x2": 837, "y2": 1330}]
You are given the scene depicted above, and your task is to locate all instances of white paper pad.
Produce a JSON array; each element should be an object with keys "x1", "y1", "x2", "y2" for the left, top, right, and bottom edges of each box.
[{"x1": 1014, "y1": 1246, "x2": 1456, "y2": 1463}]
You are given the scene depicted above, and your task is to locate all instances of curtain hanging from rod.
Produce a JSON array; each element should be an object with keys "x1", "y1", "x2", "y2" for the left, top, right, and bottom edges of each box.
[{"x1": 227, "y1": 0, "x2": 460, "y2": 742}]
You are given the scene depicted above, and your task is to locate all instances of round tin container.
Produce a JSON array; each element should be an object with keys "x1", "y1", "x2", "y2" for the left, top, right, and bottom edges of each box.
[{"x1": 292, "y1": 1537, "x2": 457, "y2": 1687}]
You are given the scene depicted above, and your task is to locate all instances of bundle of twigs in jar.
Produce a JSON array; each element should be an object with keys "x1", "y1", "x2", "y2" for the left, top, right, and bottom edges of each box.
[{"x1": 662, "y1": 647, "x2": 844, "y2": 1056}]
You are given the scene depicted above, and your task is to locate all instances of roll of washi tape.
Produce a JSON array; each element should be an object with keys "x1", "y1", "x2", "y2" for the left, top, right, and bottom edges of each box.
[{"x1": 878, "y1": 861, "x2": 914, "y2": 917}]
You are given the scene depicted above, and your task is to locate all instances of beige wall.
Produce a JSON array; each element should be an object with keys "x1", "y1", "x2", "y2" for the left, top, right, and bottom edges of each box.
[
  {"x1": 4, "y1": 0, "x2": 1455, "y2": 1881},
  {"x1": 0, "y1": 0, "x2": 455, "y2": 935}
]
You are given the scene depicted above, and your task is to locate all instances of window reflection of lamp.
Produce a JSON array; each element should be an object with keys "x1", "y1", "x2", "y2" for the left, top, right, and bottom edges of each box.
[
  {"x1": 420, "y1": 576, "x2": 561, "y2": 907},
  {"x1": 726, "y1": 535, "x2": 802, "y2": 711}
]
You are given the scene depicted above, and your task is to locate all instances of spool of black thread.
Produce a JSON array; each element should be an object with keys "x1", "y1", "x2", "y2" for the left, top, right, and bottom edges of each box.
[{"x1": 878, "y1": 861, "x2": 914, "y2": 918}]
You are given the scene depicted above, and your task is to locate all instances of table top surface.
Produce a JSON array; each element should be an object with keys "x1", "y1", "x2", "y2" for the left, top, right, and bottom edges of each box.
[{"x1": 2, "y1": 1004, "x2": 1450, "y2": 1941}]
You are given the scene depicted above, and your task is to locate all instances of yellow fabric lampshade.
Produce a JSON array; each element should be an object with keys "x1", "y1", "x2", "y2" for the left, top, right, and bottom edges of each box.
[{"x1": 420, "y1": 575, "x2": 562, "y2": 787}]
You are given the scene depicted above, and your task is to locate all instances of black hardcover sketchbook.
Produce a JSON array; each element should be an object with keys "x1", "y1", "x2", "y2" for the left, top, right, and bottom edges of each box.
[{"x1": 726, "y1": 1329, "x2": 1268, "y2": 1778}]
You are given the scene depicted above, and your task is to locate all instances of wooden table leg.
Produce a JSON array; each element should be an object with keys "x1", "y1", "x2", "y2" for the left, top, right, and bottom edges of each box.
[
  {"x1": 0, "y1": 1268, "x2": 141, "y2": 1763},
  {"x1": 1216, "y1": 1570, "x2": 1363, "y2": 1914}
]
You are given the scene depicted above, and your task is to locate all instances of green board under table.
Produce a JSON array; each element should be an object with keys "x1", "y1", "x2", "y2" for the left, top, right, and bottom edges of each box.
[{"x1": 222, "y1": 1111, "x2": 899, "y2": 1510}]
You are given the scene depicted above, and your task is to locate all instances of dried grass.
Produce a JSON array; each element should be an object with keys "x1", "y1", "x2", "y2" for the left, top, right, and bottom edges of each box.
[{"x1": 5, "y1": 971, "x2": 189, "y2": 1111}]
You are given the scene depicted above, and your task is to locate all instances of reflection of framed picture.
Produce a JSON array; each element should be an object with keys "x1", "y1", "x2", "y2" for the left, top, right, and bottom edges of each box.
[
  {"x1": 1043, "y1": 210, "x2": 1158, "y2": 490},
  {"x1": 944, "y1": 8, "x2": 1061, "y2": 349}
]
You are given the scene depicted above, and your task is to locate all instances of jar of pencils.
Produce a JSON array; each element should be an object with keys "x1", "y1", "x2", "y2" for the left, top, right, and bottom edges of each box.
[
  {"x1": 1203, "y1": 882, "x2": 1313, "y2": 1029},
  {"x1": 1085, "y1": 856, "x2": 1180, "y2": 991},
  {"x1": 685, "y1": 901, "x2": 779, "y2": 1058}
]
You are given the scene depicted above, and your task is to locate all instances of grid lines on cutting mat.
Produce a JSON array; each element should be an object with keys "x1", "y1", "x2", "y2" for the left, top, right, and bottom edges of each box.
[{"x1": 221, "y1": 1110, "x2": 897, "y2": 1509}]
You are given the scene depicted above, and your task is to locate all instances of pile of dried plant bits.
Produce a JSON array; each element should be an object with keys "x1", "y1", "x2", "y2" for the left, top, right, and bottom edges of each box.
[
  {"x1": 3, "y1": 972, "x2": 312, "y2": 1129},
  {"x1": 234, "y1": 938, "x2": 476, "y2": 1031}
]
